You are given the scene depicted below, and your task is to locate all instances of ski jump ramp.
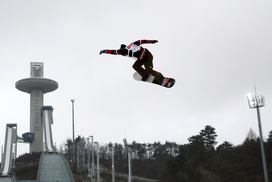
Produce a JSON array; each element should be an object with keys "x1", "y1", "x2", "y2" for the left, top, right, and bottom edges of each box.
[
  {"x1": 0, "y1": 177, "x2": 14, "y2": 182},
  {"x1": 0, "y1": 124, "x2": 17, "y2": 182},
  {"x1": 36, "y1": 106, "x2": 75, "y2": 182},
  {"x1": 42, "y1": 106, "x2": 55, "y2": 153},
  {"x1": 37, "y1": 153, "x2": 75, "y2": 182}
]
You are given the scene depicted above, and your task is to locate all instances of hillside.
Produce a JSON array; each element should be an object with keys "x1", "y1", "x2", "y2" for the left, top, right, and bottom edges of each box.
[{"x1": 10, "y1": 125, "x2": 272, "y2": 181}]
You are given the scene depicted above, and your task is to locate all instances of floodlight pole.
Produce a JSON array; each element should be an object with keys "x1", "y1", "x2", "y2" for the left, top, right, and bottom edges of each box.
[
  {"x1": 123, "y1": 139, "x2": 132, "y2": 182},
  {"x1": 95, "y1": 142, "x2": 100, "y2": 182},
  {"x1": 87, "y1": 137, "x2": 91, "y2": 178},
  {"x1": 90, "y1": 136, "x2": 95, "y2": 182},
  {"x1": 112, "y1": 151, "x2": 115, "y2": 182},
  {"x1": 71, "y1": 99, "x2": 75, "y2": 163},
  {"x1": 256, "y1": 106, "x2": 268, "y2": 182},
  {"x1": 247, "y1": 93, "x2": 268, "y2": 182},
  {"x1": 128, "y1": 151, "x2": 132, "y2": 182}
]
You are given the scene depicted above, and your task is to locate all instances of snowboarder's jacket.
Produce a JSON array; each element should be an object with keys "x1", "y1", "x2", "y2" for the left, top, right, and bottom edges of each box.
[{"x1": 103, "y1": 40, "x2": 157, "y2": 61}]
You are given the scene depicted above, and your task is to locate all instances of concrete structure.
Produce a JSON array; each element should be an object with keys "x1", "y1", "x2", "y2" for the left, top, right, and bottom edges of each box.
[
  {"x1": 37, "y1": 153, "x2": 75, "y2": 181},
  {"x1": 15, "y1": 62, "x2": 58, "y2": 152},
  {"x1": 0, "y1": 124, "x2": 17, "y2": 177}
]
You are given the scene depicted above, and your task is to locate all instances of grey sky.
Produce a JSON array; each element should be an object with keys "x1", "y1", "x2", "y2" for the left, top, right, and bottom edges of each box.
[{"x1": 1, "y1": 1, "x2": 272, "y2": 156}]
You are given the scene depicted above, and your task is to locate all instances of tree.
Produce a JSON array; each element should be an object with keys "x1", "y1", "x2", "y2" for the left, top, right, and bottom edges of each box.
[
  {"x1": 99, "y1": 145, "x2": 109, "y2": 160},
  {"x1": 165, "y1": 141, "x2": 179, "y2": 156},
  {"x1": 188, "y1": 134, "x2": 205, "y2": 162},
  {"x1": 200, "y1": 125, "x2": 218, "y2": 152},
  {"x1": 246, "y1": 128, "x2": 257, "y2": 141},
  {"x1": 129, "y1": 141, "x2": 138, "y2": 159},
  {"x1": 217, "y1": 141, "x2": 234, "y2": 151},
  {"x1": 137, "y1": 143, "x2": 147, "y2": 159},
  {"x1": 108, "y1": 142, "x2": 113, "y2": 159},
  {"x1": 108, "y1": 142, "x2": 113, "y2": 152},
  {"x1": 113, "y1": 143, "x2": 124, "y2": 160},
  {"x1": 146, "y1": 143, "x2": 154, "y2": 159},
  {"x1": 267, "y1": 130, "x2": 272, "y2": 141},
  {"x1": 187, "y1": 125, "x2": 218, "y2": 163},
  {"x1": 153, "y1": 142, "x2": 168, "y2": 160}
]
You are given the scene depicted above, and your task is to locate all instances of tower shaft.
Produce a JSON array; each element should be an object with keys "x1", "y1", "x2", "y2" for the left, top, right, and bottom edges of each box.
[{"x1": 30, "y1": 89, "x2": 43, "y2": 152}]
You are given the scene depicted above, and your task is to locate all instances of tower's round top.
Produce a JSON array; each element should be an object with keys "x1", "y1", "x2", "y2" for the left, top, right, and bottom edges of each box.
[{"x1": 15, "y1": 78, "x2": 58, "y2": 93}]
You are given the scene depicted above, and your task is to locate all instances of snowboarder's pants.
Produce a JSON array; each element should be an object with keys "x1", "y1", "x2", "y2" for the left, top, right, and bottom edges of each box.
[{"x1": 132, "y1": 51, "x2": 163, "y2": 82}]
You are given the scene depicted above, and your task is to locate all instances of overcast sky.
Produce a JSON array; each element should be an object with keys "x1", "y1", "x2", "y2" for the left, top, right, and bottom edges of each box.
[{"x1": 1, "y1": 1, "x2": 272, "y2": 156}]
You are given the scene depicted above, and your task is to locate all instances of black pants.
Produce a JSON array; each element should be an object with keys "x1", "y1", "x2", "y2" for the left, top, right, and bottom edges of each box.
[{"x1": 132, "y1": 51, "x2": 163, "y2": 82}]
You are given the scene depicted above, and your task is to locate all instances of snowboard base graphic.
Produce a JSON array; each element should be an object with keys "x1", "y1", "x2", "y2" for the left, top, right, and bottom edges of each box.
[{"x1": 133, "y1": 72, "x2": 175, "y2": 88}]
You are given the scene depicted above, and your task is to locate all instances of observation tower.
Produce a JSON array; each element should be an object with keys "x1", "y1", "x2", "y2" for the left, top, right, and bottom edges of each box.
[{"x1": 15, "y1": 62, "x2": 58, "y2": 152}]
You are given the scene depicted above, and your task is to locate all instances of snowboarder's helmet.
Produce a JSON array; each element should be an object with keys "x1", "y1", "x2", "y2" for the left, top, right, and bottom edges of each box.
[{"x1": 120, "y1": 44, "x2": 126, "y2": 49}]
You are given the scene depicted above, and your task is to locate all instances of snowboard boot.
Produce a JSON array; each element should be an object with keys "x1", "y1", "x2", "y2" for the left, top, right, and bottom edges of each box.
[
  {"x1": 142, "y1": 75, "x2": 149, "y2": 81},
  {"x1": 153, "y1": 78, "x2": 159, "y2": 84},
  {"x1": 153, "y1": 75, "x2": 164, "y2": 84}
]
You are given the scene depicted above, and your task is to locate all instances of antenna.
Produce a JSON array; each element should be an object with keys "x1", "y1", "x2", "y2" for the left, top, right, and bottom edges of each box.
[{"x1": 254, "y1": 83, "x2": 257, "y2": 94}]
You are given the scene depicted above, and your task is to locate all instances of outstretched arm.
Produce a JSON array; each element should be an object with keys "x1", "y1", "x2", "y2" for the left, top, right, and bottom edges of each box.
[
  {"x1": 99, "y1": 49, "x2": 127, "y2": 55},
  {"x1": 133, "y1": 40, "x2": 158, "y2": 46},
  {"x1": 99, "y1": 49, "x2": 119, "y2": 55}
]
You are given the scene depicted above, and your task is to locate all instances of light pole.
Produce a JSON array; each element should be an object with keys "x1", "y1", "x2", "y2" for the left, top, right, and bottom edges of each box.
[
  {"x1": 71, "y1": 99, "x2": 75, "y2": 163},
  {"x1": 123, "y1": 138, "x2": 131, "y2": 182},
  {"x1": 90, "y1": 136, "x2": 95, "y2": 182},
  {"x1": 247, "y1": 93, "x2": 268, "y2": 182},
  {"x1": 95, "y1": 142, "x2": 100, "y2": 182},
  {"x1": 87, "y1": 137, "x2": 91, "y2": 178},
  {"x1": 112, "y1": 151, "x2": 115, "y2": 182}
]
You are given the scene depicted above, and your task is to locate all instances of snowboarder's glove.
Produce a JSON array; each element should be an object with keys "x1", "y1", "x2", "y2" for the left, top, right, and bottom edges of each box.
[
  {"x1": 151, "y1": 40, "x2": 158, "y2": 44},
  {"x1": 99, "y1": 50, "x2": 107, "y2": 55}
]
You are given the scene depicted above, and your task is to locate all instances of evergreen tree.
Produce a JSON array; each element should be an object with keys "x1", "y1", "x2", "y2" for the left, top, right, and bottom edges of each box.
[
  {"x1": 200, "y1": 125, "x2": 218, "y2": 152},
  {"x1": 217, "y1": 141, "x2": 234, "y2": 151},
  {"x1": 267, "y1": 130, "x2": 272, "y2": 141},
  {"x1": 188, "y1": 134, "x2": 205, "y2": 162}
]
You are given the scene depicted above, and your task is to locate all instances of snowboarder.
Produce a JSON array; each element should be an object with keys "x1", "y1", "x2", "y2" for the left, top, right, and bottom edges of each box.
[{"x1": 99, "y1": 39, "x2": 164, "y2": 83}]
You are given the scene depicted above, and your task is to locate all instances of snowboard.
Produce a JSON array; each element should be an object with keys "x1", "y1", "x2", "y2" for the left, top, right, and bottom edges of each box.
[{"x1": 133, "y1": 72, "x2": 175, "y2": 88}]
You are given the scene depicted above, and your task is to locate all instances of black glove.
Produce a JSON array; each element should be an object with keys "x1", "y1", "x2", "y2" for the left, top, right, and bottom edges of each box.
[
  {"x1": 151, "y1": 40, "x2": 158, "y2": 44},
  {"x1": 99, "y1": 50, "x2": 107, "y2": 55}
]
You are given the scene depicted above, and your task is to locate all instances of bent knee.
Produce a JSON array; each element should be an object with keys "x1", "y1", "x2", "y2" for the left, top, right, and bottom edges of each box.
[{"x1": 132, "y1": 63, "x2": 138, "y2": 70}]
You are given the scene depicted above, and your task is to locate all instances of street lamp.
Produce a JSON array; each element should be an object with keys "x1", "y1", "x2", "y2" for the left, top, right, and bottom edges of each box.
[
  {"x1": 87, "y1": 137, "x2": 91, "y2": 178},
  {"x1": 71, "y1": 99, "x2": 75, "y2": 163},
  {"x1": 112, "y1": 150, "x2": 115, "y2": 182},
  {"x1": 123, "y1": 138, "x2": 131, "y2": 182},
  {"x1": 95, "y1": 142, "x2": 100, "y2": 182},
  {"x1": 246, "y1": 93, "x2": 268, "y2": 182},
  {"x1": 90, "y1": 136, "x2": 95, "y2": 182}
]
